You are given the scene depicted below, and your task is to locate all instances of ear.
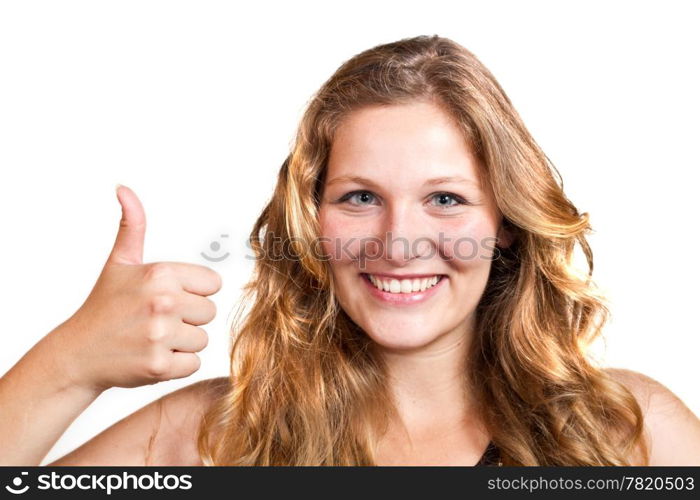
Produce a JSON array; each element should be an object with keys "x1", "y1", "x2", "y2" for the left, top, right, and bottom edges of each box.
[{"x1": 496, "y1": 220, "x2": 516, "y2": 249}]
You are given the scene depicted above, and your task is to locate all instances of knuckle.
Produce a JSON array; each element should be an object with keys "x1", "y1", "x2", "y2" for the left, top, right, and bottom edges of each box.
[
  {"x1": 146, "y1": 356, "x2": 169, "y2": 379},
  {"x1": 145, "y1": 318, "x2": 168, "y2": 342},
  {"x1": 148, "y1": 293, "x2": 176, "y2": 316},
  {"x1": 144, "y1": 262, "x2": 173, "y2": 282}
]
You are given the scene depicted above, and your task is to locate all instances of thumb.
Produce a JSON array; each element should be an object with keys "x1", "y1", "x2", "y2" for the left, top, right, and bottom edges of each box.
[{"x1": 108, "y1": 184, "x2": 146, "y2": 265}]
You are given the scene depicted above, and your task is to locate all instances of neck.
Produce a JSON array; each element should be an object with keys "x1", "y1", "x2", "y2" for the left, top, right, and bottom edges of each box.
[{"x1": 377, "y1": 318, "x2": 479, "y2": 433}]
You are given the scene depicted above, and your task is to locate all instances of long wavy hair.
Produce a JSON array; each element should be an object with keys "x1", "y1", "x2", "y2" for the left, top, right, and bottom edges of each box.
[{"x1": 195, "y1": 35, "x2": 648, "y2": 465}]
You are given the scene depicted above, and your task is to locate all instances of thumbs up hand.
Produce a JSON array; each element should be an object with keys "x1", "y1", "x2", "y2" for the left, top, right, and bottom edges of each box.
[{"x1": 51, "y1": 185, "x2": 222, "y2": 392}]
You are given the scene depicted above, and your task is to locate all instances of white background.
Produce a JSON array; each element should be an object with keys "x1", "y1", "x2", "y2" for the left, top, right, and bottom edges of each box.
[{"x1": 0, "y1": 0, "x2": 697, "y2": 465}]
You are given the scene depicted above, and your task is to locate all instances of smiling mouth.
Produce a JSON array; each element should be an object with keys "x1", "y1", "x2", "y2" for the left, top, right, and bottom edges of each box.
[{"x1": 360, "y1": 273, "x2": 446, "y2": 294}]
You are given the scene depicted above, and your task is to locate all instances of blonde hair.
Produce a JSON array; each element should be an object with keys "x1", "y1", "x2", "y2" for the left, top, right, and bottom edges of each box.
[{"x1": 196, "y1": 34, "x2": 648, "y2": 465}]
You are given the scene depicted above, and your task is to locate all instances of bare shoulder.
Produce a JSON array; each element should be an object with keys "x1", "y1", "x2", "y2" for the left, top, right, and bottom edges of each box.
[
  {"x1": 144, "y1": 376, "x2": 230, "y2": 466},
  {"x1": 47, "y1": 377, "x2": 230, "y2": 466},
  {"x1": 604, "y1": 367, "x2": 700, "y2": 465}
]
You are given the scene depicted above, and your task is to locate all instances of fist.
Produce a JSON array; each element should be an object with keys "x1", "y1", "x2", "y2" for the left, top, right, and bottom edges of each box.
[{"x1": 52, "y1": 185, "x2": 222, "y2": 392}]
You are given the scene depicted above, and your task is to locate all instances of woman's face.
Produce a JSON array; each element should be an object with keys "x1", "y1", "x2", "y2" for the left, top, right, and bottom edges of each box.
[{"x1": 318, "y1": 100, "x2": 510, "y2": 352}]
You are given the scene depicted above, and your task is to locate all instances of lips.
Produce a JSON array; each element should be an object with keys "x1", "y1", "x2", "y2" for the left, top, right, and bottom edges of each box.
[
  {"x1": 359, "y1": 272, "x2": 447, "y2": 305},
  {"x1": 363, "y1": 273, "x2": 444, "y2": 294},
  {"x1": 364, "y1": 272, "x2": 445, "y2": 280}
]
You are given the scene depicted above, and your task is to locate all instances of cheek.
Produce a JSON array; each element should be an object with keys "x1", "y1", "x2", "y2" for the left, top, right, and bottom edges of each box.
[
  {"x1": 318, "y1": 210, "x2": 373, "y2": 264},
  {"x1": 439, "y1": 217, "x2": 500, "y2": 267}
]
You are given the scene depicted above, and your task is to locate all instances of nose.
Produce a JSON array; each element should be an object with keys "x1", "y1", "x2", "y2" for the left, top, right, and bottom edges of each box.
[{"x1": 377, "y1": 202, "x2": 434, "y2": 266}]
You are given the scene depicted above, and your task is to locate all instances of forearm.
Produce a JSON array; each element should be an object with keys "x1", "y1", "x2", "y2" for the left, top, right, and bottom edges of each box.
[{"x1": 0, "y1": 328, "x2": 103, "y2": 465}]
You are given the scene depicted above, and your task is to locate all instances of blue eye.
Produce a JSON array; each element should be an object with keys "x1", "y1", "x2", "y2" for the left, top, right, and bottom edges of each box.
[
  {"x1": 336, "y1": 190, "x2": 469, "y2": 208},
  {"x1": 429, "y1": 192, "x2": 468, "y2": 208},
  {"x1": 338, "y1": 190, "x2": 377, "y2": 206}
]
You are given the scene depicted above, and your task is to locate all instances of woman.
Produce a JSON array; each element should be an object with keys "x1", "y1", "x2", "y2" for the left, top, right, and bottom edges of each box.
[{"x1": 1, "y1": 35, "x2": 698, "y2": 466}]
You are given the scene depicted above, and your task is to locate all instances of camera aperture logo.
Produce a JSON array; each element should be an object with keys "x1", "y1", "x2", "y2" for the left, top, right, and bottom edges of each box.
[{"x1": 4, "y1": 471, "x2": 192, "y2": 495}]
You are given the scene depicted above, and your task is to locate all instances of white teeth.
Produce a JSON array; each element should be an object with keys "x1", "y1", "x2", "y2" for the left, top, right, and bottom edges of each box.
[{"x1": 366, "y1": 274, "x2": 442, "y2": 294}]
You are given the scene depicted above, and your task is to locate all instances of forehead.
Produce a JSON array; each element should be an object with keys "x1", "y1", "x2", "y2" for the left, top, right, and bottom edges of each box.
[{"x1": 326, "y1": 101, "x2": 483, "y2": 187}]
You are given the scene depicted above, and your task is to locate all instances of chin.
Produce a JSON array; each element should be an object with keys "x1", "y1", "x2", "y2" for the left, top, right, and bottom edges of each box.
[{"x1": 361, "y1": 324, "x2": 444, "y2": 352}]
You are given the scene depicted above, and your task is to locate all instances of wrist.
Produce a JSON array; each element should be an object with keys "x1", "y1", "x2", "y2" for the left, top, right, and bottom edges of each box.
[{"x1": 43, "y1": 323, "x2": 106, "y2": 398}]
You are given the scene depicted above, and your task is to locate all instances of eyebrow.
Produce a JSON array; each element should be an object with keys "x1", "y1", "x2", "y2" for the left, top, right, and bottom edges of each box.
[{"x1": 325, "y1": 175, "x2": 481, "y2": 189}]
